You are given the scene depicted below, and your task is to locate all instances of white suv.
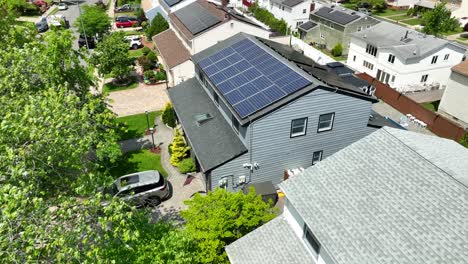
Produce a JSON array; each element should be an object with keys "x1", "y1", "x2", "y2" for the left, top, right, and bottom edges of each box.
[{"x1": 125, "y1": 35, "x2": 142, "y2": 50}]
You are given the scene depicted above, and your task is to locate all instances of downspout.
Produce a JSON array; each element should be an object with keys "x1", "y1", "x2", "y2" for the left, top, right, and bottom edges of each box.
[{"x1": 248, "y1": 116, "x2": 254, "y2": 183}]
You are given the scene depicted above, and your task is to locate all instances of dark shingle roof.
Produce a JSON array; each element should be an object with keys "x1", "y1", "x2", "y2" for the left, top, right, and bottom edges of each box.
[
  {"x1": 282, "y1": 0, "x2": 304, "y2": 7},
  {"x1": 314, "y1": 6, "x2": 360, "y2": 25},
  {"x1": 298, "y1": 21, "x2": 317, "y2": 31},
  {"x1": 168, "y1": 78, "x2": 247, "y2": 172}
]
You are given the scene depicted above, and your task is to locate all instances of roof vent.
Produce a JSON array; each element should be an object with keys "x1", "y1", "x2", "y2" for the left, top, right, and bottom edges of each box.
[{"x1": 195, "y1": 113, "x2": 213, "y2": 126}]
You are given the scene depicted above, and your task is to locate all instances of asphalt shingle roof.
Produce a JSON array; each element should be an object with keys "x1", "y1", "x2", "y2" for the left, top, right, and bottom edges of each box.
[
  {"x1": 226, "y1": 216, "x2": 314, "y2": 264},
  {"x1": 152, "y1": 29, "x2": 191, "y2": 69},
  {"x1": 279, "y1": 127, "x2": 468, "y2": 264},
  {"x1": 298, "y1": 21, "x2": 317, "y2": 31},
  {"x1": 282, "y1": 0, "x2": 304, "y2": 7},
  {"x1": 314, "y1": 6, "x2": 360, "y2": 25},
  {"x1": 168, "y1": 78, "x2": 247, "y2": 172}
]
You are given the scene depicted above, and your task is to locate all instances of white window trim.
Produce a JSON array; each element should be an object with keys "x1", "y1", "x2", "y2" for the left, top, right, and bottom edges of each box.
[
  {"x1": 317, "y1": 113, "x2": 335, "y2": 132},
  {"x1": 290, "y1": 117, "x2": 308, "y2": 138},
  {"x1": 312, "y1": 151, "x2": 323, "y2": 165}
]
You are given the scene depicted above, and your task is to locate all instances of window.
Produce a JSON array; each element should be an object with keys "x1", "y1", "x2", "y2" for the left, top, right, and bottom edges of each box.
[
  {"x1": 391, "y1": 75, "x2": 395, "y2": 83},
  {"x1": 320, "y1": 33, "x2": 325, "y2": 40},
  {"x1": 388, "y1": 54, "x2": 395, "y2": 64},
  {"x1": 290, "y1": 117, "x2": 308, "y2": 137},
  {"x1": 444, "y1": 54, "x2": 449, "y2": 60},
  {"x1": 232, "y1": 115, "x2": 240, "y2": 133},
  {"x1": 317, "y1": 113, "x2": 334, "y2": 132},
  {"x1": 353, "y1": 55, "x2": 356, "y2": 62},
  {"x1": 303, "y1": 225, "x2": 320, "y2": 256},
  {"x1": 431, "y1": 55, "x2": 438, "y2": 64},
  {"x1": 312, "y1": 151, "x2": 323, "y2": 165},
  {"x1": 213, "y1": 92, "x2": 219, "y2": 106},
  {"x1": 134, "y1": 182, "x2": 163, "y2": 194},
  {"x1": 420, "y1": 74, "x2": 428, "y2": 83},
  {"x1": 303, "y1": 8, "x2": 306, "y2": 14},
  {"x1": 363, "y1": 60, "x2": 374, "y2": 70},
  {"x1": 296, "y1": 21, "x2": 303, "y2": 27},
  {"x1": 357, "y1": 26, "x2": 362, "y2": 32},
  {"x1": 377, "y1": 69, "x2": 392, "y2": 84},
  {"x1": 365, "y1": 44, "x2": 377, "y2": 57}
]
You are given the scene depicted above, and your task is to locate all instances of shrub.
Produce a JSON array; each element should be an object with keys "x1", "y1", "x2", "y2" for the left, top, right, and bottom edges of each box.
[
  {"x1": 144, "y1": 70, "x2": 155, "y2": 81},
  {"x1": 170, "y1": 129, "x2": 190, "y2": 166},
  {"x1": 460, "y1": 133, "x2": 468, "y2": 148},
  {"x1": 179, "y1": 158, "x2": 196, "y2": 174},
  {"x1": 162, "y1": 102, "x2": 176, "y2": 128},
  {"x1": 249, "y1": 4, "x2": 288, "y2": 35},
  {"x1": 155, "y1": 70, "x2": 166, "y2": 81},
  {"x1": 138, "y1": 55, "x2": 152, "y2": 71},
  {"x1": 147, "y1": 51, "x2": 158, "y2": 64},
  {"x1": 142, "y1": 46, "x2": 151, "y2": 56},
  {"x1": 168, "y1": 143, "x2": 173, "y2": 155},
  {"x1": 331, "y1": 43, "x2": 343, "y2": 57}
]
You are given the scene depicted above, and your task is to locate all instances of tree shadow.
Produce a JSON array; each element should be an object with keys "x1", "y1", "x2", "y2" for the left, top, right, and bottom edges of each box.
[
  {"x1": 108, "y1": 150, "x2": 143, "y2": 178},
  {"x1": 116, "y1": 122, "x2": 141, "y2": 141}
]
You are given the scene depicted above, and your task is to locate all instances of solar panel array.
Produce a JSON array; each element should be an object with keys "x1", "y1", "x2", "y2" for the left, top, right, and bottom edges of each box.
[
  {"x1": 174, "y1": 3, "x2": 221, "y2": 35},
  {"x1": 198, "y1": 38, "x2": 311, "y2": 118},
  {"x1": 315, "y1": 7, "x2": 359, "y2": 25}
]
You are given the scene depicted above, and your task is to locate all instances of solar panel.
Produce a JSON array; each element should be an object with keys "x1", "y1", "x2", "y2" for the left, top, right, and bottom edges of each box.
[
  {"x1": 174, "y1": 3, "x2": 221, "y2": 35},
  {"x1": 163, "y1": 0, "x2": 181, "y2": 7},
  {"x1": 200, "y1": 38, "x2": 312, "y2": 118}
]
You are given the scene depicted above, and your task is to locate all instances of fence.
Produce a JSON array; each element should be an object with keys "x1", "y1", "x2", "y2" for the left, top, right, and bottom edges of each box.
[
  {"x1": 357, "y1": 73, "x2": 466, "y2": 141},
  {"x1": 290, "y1": 37, "x2": 335, "y2": 65}
]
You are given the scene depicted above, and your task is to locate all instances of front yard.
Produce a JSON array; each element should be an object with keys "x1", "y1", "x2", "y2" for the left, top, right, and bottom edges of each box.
[
  {"x1": 110, "y1": 149, "x2": 168, "y2": 178},
  {"x1": 116, "y1": 111, "x2": 161, "y2": 140}
]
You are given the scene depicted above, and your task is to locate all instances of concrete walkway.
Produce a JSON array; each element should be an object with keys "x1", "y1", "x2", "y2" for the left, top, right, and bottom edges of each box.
[
  {"x1": 405, "y1": 89, "x2": 445, "y2": 103},
  {"x1": 119, "y1": 117, "x2": 206, "y2": 223}
]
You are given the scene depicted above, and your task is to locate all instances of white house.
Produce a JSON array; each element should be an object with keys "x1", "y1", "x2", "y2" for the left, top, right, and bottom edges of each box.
[
  {"x1": 226, "y1": 127, "x2": 468, "y2": 264},
  {"x1": 253, "y1": 0, "x2": 314, "y2": 30},
  {"x1": 438, "y1": 60, "x2": 468, "y2": 127},
  {"x1": 346, "y1": 21, "x2": 466, "y2": 92}
]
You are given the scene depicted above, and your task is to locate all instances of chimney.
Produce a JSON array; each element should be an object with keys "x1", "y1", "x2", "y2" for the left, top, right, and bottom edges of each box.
[{"x1": 222, "y1": 0, "x2": 229, "y2": 7}]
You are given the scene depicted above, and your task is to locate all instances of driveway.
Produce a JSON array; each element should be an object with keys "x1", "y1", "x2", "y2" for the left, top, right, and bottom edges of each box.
[{"x1": 107, "y1": 82, "x2": 170, "y2": 117}]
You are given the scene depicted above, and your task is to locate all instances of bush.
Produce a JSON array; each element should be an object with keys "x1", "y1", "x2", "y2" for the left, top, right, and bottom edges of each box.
[
  {"x1": 179, "y1": 158, "x2": 196, "y2": 174},
  {"x1": 249, "y1": 4, "x2": 289, "y2": 35},
  {"x1": 144, "y1": 70, "x2": 155, "y2": 81},
  {"x1": 138, "y1": 55, "x2": 152, "y2": 71},
  {"x1": 155, "y1": 70, "x2": 166, "y2": 81},
  {"x1": 460, "y1": 133, "x2": 468, "y2": 148},
  {"x1": 147, "y1": 51, "x2": 158, "y2": 64},
  {"x1": 162, "y1": 102, "x2": 176, "y2": 127},
  {"x1": 331, "y1": 43, "x2": 343, "y2": 57},
  {"x1": 170, "y1": 129, "x2": 190, "y2": 166},
  {"x1": 142, "y1": 46, "x2": 151, "y2": 55},
  {"x1": 168, "y1": 143, "x2": 173, "y2": 155}
]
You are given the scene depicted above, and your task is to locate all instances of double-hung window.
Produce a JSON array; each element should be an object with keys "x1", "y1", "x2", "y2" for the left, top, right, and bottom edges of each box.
[
  {"x1": 388, "y1": 54, "x2": 395, "y2": 64},
  {"x1": 290, "y1": 117, "x2": 308, "y2": 138},
  {"x1": 317, "y1": 113, "x2": 334, "y2": 132},
  {"x1": 312, "y1": 151, "x2": 323, "y2": 165}
]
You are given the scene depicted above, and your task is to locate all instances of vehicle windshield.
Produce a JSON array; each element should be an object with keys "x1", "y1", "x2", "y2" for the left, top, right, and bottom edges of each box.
[{"x1": 105, "y1": 183, "x2": 119, "y2": 197}]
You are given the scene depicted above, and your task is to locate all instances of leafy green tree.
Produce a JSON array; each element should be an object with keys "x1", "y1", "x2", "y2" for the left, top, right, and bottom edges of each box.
[
  {"x1": 162, "y1": 102, "x2": 176, "y2": 128},
  {"x1": 181, "y1": 188, "x2": 277, "y2": 263},
  {"x1": 75, "y1": 5, "x2": 111, "y2": 38},
  {"x1": 146, "y1": 13, "x2": 169, "y2": 40},
  {"x1": 460, "y1": 133, "x2": 468, "y2": 148},
  {"x1": 368, "y1": 0, "x2": 386, "y2": 12},
  {"x1": 92, "y1": 31, "x2": 133, "y2": 83},
  {"x1": 423, "y1": 3, "x2": 459, "y2": 36},
  {"x1": 331, "y1": 43, "x2": 343, "y2": 57},
  {"x1": 170, "y1": 129, "x2": 190, "y2": 166}
]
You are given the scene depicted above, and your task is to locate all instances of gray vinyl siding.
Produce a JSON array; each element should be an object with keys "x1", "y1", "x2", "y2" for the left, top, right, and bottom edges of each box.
[
  {"x1": 210, "y1": 153, "x2": 250, "y2": 191},
  {"x1": 209, "y1": 88, "x2": 373, "y2": 191}
]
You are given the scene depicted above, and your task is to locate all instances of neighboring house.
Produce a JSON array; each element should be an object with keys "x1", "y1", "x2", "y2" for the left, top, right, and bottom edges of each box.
[
  {"x1": 154, "y1": 0, "x2": 276, "y2": 85},
  {"x1": 226, "y1": 126, "x2": 468, "y2": 264},
  {"x1": 153, "y1": 29, "x2": 193, "y2": 86},
  {"x1": 438, "y1": 60, "x2": 468, "y2": 127},
  {"x1": 347, "y1": 21, "x2": 466, "y2": 92},
  {"x1": 145, "y1": 0, "x2": 197, "y2": 21},
  {"x1": 266, "y1": 0, "x2": 313, "y2": 30},
  {"x1": 300, "y1": 6, "x2": 380, "y2": 55},
  {"x1": 168, "y1": 33, "x2": 382, "y2": 192}
]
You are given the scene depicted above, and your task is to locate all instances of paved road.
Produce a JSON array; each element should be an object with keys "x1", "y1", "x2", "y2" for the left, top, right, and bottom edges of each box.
[{"x1": 56, "y1": 0, "x2": 103, "y2": 49}]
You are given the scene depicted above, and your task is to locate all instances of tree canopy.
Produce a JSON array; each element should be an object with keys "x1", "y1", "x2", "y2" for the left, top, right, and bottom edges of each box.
[
  {"x1": 75, "y1": 4, "x2": 111, "y2": 38},
  {"x1": 145, "y1": 13, "x2": 169, "y2": 39},
  {"x1": 422, "y1": 3, "x2": 459, "y2": 36}
]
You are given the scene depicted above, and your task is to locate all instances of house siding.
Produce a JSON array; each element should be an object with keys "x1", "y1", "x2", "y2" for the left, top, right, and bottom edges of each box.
[{"x1": 209, "y1": 88, "x2": 373, "y2": 191}]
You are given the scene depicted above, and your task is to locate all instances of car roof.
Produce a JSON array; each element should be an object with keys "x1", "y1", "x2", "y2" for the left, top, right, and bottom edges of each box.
[{"x1": 117, "y1": 170, "x2": 161, "y2": 191}]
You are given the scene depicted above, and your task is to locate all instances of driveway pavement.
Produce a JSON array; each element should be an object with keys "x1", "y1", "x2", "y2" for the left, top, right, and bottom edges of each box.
[{"x1": 107, "y1": 82, "x2": 170, "y2": 117}]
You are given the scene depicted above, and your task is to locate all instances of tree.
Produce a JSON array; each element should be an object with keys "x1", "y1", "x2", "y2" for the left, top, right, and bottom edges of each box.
[
  {"x1": 331, "y1": 43, "x2": 343, "y2": 57},
  {"x1": 181, "y1": 188, "x2": 277, "y2": 263},
  {"x1": 368, "y1": 0, "x2": 386, "y2": 12},
  {"x1": 162, "y1": 102, "x2": 176, "y2": 128},
  {"x1": 170, "y1": 129, "x2": 190, "y2": 166},
  {"x1": 423, "y1": 3, "x2": 459, "y2": 36},
  {"x1": 75, "y1": 5, "x2": 111, "y2": 38},
  {"x1": 460, "y1": 133, "x2": 468, "y2": 148},
  {"x1": 92, "y1": 31, "x2": 133, "y2": 83},
  {"x1": 145, "y1": 13, "x2": 169, "y2": 40}
]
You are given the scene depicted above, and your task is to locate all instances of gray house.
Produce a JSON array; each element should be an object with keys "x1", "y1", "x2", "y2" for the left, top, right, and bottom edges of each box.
[
  {"x1": 299, "y1": 6, "x2": 380, "y2": 55},
  {"x1": 168, "y1": 33, "x2": 382, "y2": 192},
  {"x1": 226, "y1": 127, "x2": 468, "y2": 264}
]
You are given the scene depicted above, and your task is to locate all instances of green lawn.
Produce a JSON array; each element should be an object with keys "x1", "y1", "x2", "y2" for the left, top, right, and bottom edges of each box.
[
  {"x1": 389, "y1": 14, "x2": 411, "y2": 21},
  {"x1": 116, "y1": 111, "x2": 161, "y2": 140},
  {"x1": 373, "y1": 9, "x2": 408, "y2": 17},
  {"x1": 441, "y1": 27, "x2": 464, "y2": 36},
  {"x1": 123, "y1": 30, "x2": 143, "y2": 36},
  {"x1": 402, "y1": 18, "x2": 423, "y2": 26},
  {"x1": 103, "y1": 77, "x2": 138, "y2": 93},
  {"x1": 109, "y1": 149, "x2": 168, "y2": 178},
  {"x1": 421, "y1": 101, "x2": 440, "y2": 112},
  {"x1": 129, "y1": 48, "x2": 144, "y2": 59}
]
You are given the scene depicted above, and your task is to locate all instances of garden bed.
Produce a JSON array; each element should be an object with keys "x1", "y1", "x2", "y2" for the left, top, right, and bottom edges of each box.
[
  {"x1": 109, "y1": 149, "x2": 167, "y2": 178},
  {"x1": 103, "y1": 76, "x2": 138, "y2": 93}
]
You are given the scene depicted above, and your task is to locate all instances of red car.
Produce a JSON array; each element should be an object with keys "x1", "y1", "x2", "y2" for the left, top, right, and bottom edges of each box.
[{"x1": 115, "y1": 16, "x2": 138, "y2": 28}]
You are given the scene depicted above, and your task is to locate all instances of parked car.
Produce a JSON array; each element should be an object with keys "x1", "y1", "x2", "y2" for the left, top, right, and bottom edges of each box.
[
  {"x1": 47, "y1": 14, "x2": 67, "y2": 27},
  {"x1": 58, "y1": 2, "x2": 67, "y2": 10},
  {"x1": 114, "y1": 3, "x2": 131, "y2": 12},
  {"x1": 115, "y1": 16, "x2": 139, "y2": 28},
  {"x1": 105, "y1": 170, "x2": 170, "y2": 207},
  {"x1": 36, "y1": 17, "x2": 49, "y2": 33},
  {"x1": 78, "y1": 35, "x2": 96, "y2": 49},
  {"x1": 125, "y1": 35, "x2": 142, "y2": 49}
]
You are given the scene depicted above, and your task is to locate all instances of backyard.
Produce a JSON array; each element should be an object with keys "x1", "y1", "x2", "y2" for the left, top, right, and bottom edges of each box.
[
  {"x1": 116, "y1": 111, "x2": 161, "y2": 140},
  {"x1": 109, "y1": 149, "x2": 167, "y2": 178},
  {"x1": 421, "y1": 100, "x2": 440, "y2": 112},
  {"x1": 103, "y1": 76, "x2": 139, "y2": 93}
]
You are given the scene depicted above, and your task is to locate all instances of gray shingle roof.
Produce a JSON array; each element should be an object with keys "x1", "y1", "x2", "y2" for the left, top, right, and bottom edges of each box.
[
  {"x1": 226, "y1": 215, "x2": 314, "y2": 264},
  {"x1": 351, "y1": 21, "x2": 466, "y2": 63},
  {"x1": 168, "y1": 78, "x2": 247, "y2": 172},
  {"x1": 298, "y1": 21, "x2": 318, "y2": 31},
  {"x1": 314, "y1": 6, "x2": 360, "y2": 25},
  {"x1": 282, "y1": 0, "x2": 304, "y2": 7},
  {"x1": 279, "y1": 127, "x2": 468, "y2": 264}
]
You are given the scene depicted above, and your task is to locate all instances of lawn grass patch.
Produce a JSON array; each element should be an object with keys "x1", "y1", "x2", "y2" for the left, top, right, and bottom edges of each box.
[
  {"x1": 389, "y1": 14, "x2": 411, "y2": 21},
  {"x1": 129, "y1": 48, "x2": 144, "y2": 59},
  {"x1": 103, "y1": 76, "x2": 138, "y2": 93},
  {"x1": 109, "y1": 149, "x2": 167, "y2": 178},
  {"x1": 440, "y1": 27, "x2": 464, "y2": 36},
  {"x1": 373, "y1": 9, "x2": 408, "y2": 17},
  {"x1": 116, "y1": 111, "x2": 161, "y2": 140},
  {"x1": 402, "y1": 18, "x2": 423, "y2": 26},
  {"x1": 421, "y1": 101, "x2": 440, "y2": 112},
  {"x1": 123, "y1": 30, "x2": 142, "y2": 36}
]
